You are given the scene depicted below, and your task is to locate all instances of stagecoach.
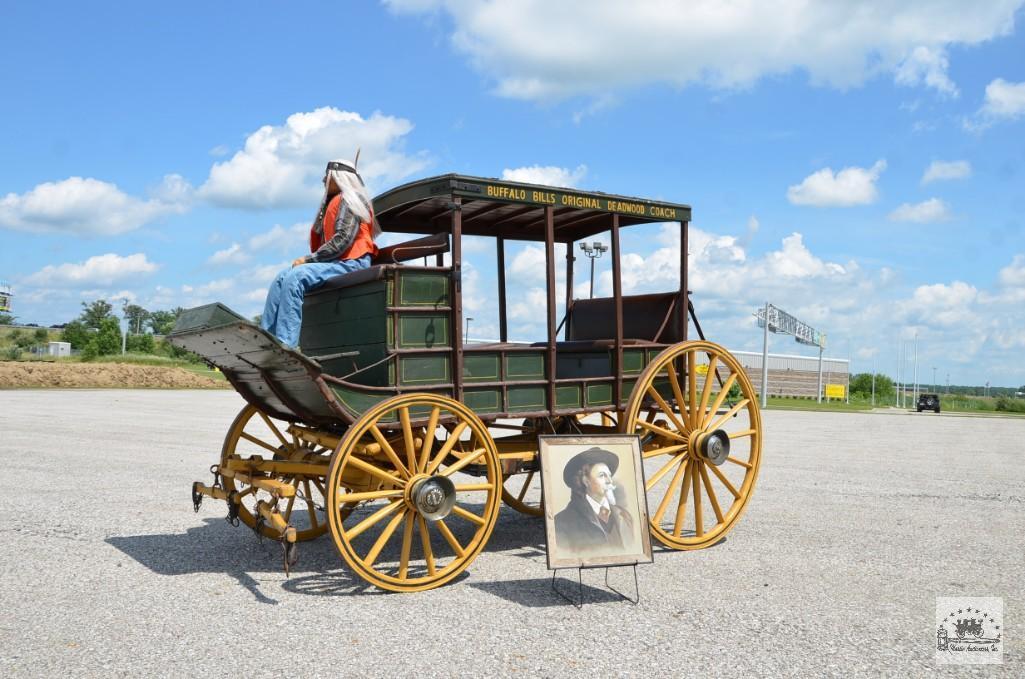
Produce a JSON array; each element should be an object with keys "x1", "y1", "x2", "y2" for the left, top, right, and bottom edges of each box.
[{"x1": 172, "y1": 174, "x2": 763, "y2": 592}]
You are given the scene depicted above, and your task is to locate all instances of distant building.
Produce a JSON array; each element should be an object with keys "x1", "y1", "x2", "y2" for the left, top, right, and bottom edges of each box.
[
  {"x1": 0, "y1": 281, "x2": 11, "y2": 314},
  {"x1": 48, "y1": 342, "x2": 71, "y2": 357},
  {"x1": 730, "y1": 350, "x2": 850, "y2": 399}
]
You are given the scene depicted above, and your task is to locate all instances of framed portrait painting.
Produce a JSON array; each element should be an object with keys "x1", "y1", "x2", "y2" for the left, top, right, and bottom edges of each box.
[{"x1": 539, "y1": 435, "x2": 653, "y2": 569}]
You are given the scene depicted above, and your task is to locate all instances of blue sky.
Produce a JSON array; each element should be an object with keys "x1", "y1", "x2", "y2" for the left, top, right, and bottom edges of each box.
[{"x1": 2, "y1": 1, "x2": 1024, "y2": 386}]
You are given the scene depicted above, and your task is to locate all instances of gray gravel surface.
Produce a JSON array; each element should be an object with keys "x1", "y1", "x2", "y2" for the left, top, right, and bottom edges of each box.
[{"x1": 0, "y1": 390, "x2": 1021, "y2": 677}]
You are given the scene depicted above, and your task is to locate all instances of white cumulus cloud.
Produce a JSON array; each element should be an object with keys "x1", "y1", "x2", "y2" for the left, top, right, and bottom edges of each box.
[
  {"x1": 248, "y1": 222, "x2": 309, "y2": 254},
  {"x1": 887, "y1": 198, "x2": 953, "y2": 223},
  {"x1": 385, "y1": 0, "x2": 1022, "y2": 101},
  {"x1": 894, "y1": 46, "x2": 958, "y2": 97},
  {"x1": 921, "y1": 160, "x2": 972, "y2": 184},
  {"x1": 966, "y1": 78, "x2": 1025, "y2": 130},
  {"x1": 207, "y1": 243, "x2": 251, "y2": 266},
  {"x1": 23, "y1": 253, "x2": 159, "y2": 287},
  {"x1": 199, "y1": 107, "x2": 429, "y2": 209},
  {"x1": 0, "y1": 175, "x2": 191, "y2": 236},
  {"x1": 502, "y1": 164, "x2": 588, "y2": 188},
  {"x1": 787, "y1": 160, "x2": 886, "y2": 207}
]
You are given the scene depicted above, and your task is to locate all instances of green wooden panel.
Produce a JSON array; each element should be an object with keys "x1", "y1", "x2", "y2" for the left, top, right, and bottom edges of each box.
[
  {"x1": 171, "y1": 303, "x2": 246, "y2": 335},
  {"x1": 400, "y1": 355, "x2": 450, "y2": 385},
  {"x1": 398, "y1": 271, "x2": 449, "y2": 306},
  {"x1": 331, "y1": 385, "x2": 394, "y2": 421},
  {"x1": 622, "y1": 378, "x2": 638, "y2": 402},
  {"x1": 585, "y1": 383, "x2": 613, "y2": 407},
  {"x1": 463, "y1": 388, "x2": 501, "y2": 414},
  {"x1": 508, "y1": 385, "x2": 546, "y2": 412},
  {"x1": 463, "y1": 353, "x2": 499, "y2": 382},
  {"x1": 623, "y1": 349, "x2": 645, "y2": 374},
  {"x1": 555, "y1": 352, "x2": 610, "y2": 379},
  {"x1": 556, "y1": 384, "x2": 581, "y2": 408},
  {"x1": 320, "y1": 342, "x2": 392, "y2": 387},
  {"x1": 507, "y1": 353, "x2": 544, "y2": 380},
  {"x1": 398, "y1": 314, "x2": 449, "y2": 348}
]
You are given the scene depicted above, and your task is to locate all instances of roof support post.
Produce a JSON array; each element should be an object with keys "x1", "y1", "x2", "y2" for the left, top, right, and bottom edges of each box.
[
  {"x1": 497, "y1": 236, "x2": 508, "y2": 343},
  {"x1": 544, "y1": 206, "x2": 557, "y2": 415},
  {"x1": 611, "y1": 213, "x2": 624, "y2": 408},
  {"x1": 452, "y1": 197, "x2": 464, "y2": 402},
  {"x1": 565, "y1": 238, "x2": 575, "y2": 341},
  {"x1": 680, "y1": 220, "x2": 688, "y2": 342}
]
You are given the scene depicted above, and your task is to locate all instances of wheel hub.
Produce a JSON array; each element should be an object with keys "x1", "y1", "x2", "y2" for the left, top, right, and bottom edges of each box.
[
  {"x1": 697, "y1": 429, "x2": 730, "y2": 466},
  {"x1": 408, "y1": 475, "x2": 456, "y2": 520}
]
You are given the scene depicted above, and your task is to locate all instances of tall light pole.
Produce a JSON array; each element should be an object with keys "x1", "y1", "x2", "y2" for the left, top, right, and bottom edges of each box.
[
  {"x1": 932, "y1": 366, "x2": 937, "y2": 393},
  {"x1": 912, "y1": 331, "x2": 919, "y2": 405},
  {"x1": 578, "y1": 241, "x2": 608, "y2": 299},
  {"x1": 464, "y1": 317, "x2": 473, "y2": 344}
]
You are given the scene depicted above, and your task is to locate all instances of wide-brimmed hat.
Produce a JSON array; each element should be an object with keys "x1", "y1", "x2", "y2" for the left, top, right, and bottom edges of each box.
[{"x1": 562, "y1": 447, "x2": 619, "y2": 488}]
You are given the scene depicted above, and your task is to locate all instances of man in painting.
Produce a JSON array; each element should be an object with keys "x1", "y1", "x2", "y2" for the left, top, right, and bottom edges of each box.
[{"x1": 553, "y1": 447, "x2": 634, "y2": 553}]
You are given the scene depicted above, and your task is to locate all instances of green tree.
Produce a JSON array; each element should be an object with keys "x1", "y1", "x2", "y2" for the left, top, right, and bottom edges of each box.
[
  {"x1": 61, "y1": 321, "x2": 92, "y2": 349},
  {"x1": 0, "y1": 312, "x2": 15, "y2": 325},
  {"x1": 850, "y1": 372, "x2": 895, "y2": 400},
  {"x1": 85, "y1": 317, "x2": 122, "y2": 357},
  {"x1": 79, "y1": 299, "x2": 115, "y2": 329},
  {"x1": 33, "y1": 328, "x2": 49, "y2": 343},
  {"x1": 122, "y1": 302, "x2": 150, "y2": 334},
  {"x1": 126, "y1": 333, "x2": 155, "y2": 353},
  {"x1": 148, "y1": 308, "x2": 183, "y2": 335}
]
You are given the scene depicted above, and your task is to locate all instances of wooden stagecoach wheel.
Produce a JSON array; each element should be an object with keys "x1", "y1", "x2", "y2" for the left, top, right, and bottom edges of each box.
[
  {"x1": 326, "y1": 394, "x2": 502, "y2": 592},
  {"x1": 622, "y1": 340, "x2": 762, "y2": 550},
  {"x1": 220, "y1": 404, "x2": 329, "y2": 542}
]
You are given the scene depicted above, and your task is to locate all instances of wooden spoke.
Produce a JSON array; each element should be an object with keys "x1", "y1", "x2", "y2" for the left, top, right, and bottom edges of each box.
[
  {"x1": 398, "y1": 512, "x2": 415, "y2": 579},
  {"x1": 363, "y1": 509, "x2": 407, "y2": 568},
  {"x1": 417, "y1": 516, "x2": 436, "y2": 576},
  {"x1": 451, "y1": 505, "x2": 486, "y2": 526},
  {"x1": 439, "y1": 448, "x2": 486, "y2": 477},
  {"x1": 647, "y1": 452, "x2": 688, "y2": 490},
  {"x1": 239, "y1": 431, "x2": 281, "y2": 456},
  {"x1": 725, "y1": 456, "x2": 753, "y2": 469},
  {"x1": 697, "y1": 354, "x2": 719, "y2": 429},
  {"x1": 455, "y1": 483, "x2": 494, "y2": 492},
  {"x1": 425, "y1": 421, "x2": 468, "y2": 475},
  {"x1": 516, "y1": 471, "x2": 535, "y2": 502},
  {"x1": 728, "y1": 429, "x2": 756, "y2": 440},
  {"x1": 337, "y1": 488, "x2": 403, "y2": 504},
  {"x1": 707, "y1": 398, "x2": 750, "y2": 432},
  {"x1": 258, "y1": 411, "x2": 289, "y2": 448},
  {"x1": 369, "y1": 424, "x2": 410, "y2": 479},
  {"x1": 707, "y1": 462, "x2": 741, "y2": 499},
  {"x1": 692, "y1": 459, "x2": 703, "y2": 537},
  {"x1": 688, "y1": 351, "x2": 698, "y2": 428},
  {"x1": 653, "y1": 456, "x2": 690, "y2": 523},
  {"x1": 673, "y1": 460, "x2": 694, "y2": 537},
  {"x1": 282, "y1": 478, "x2": 299, "y2": 521},
  {"x1": 636, "y1": 418, "x2": 688, "y2": 442},
  {"x1": 699, "y1": 462, "x2": 725, "y2": 524},
  {"x1": 434, "y1": 518, "x2": 466, "y2": 558},
  {"x1": 303, "y1": 479, "x2": 319, "y2": 530},
  {"x1": 702, "y1": 373, "x2": 738, "y2": 428},
  {"x1": 665, "y1": 360, "x2": 688, "y2": 424},
  {"x1": 646, "y1": 386, "x2": 688, "y2": 434},
  {"x1": 311, "y1": 478, "x2": 327, "y2": 495},
  {"x1": 642, "y1": 443, "x2": 688, "y2": 459},
  {"x1": 418, "y1": 406, "x2": 441, "y2": 473},
  {"x1": 345, "y1": 456, "x2": 406, "y2": 488},
  {"x1": 399, "y1": 406, "x2": 417, "y2": 473},
  {"x1": 345, "y1": 500, "x2": 403, "y2": 541}
]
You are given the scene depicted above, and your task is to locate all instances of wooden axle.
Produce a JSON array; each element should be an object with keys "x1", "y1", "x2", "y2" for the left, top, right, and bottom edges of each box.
[{"x1": 193, "y1": 482, "x2": 230, "y2": 502}]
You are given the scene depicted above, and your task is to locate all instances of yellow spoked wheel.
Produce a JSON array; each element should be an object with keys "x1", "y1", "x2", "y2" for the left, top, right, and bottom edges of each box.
[
  {"x1": 220, "y1": 404, "x2": 329, "y2": 542},
  {"x1": 622, "y1": 341, "x2": 762, "y2": 550},
  {"x1": 326, "y1": 393, "x2": 502, "y2": 592}
]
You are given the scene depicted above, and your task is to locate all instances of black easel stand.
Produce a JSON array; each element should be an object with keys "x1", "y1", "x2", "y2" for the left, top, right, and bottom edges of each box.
[{"x1": 551, "y1": 563, "x2": 640, "y2": 608}]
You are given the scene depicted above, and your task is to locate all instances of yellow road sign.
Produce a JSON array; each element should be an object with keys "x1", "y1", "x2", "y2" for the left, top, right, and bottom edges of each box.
[{"x1": 825, "y1": 384, "x2": 846, "y2": 399}]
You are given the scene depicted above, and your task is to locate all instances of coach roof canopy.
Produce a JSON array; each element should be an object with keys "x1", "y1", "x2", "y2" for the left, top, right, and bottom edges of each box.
[{"x1": 373, "y1": 174, "x2": 691, "y2": 242}]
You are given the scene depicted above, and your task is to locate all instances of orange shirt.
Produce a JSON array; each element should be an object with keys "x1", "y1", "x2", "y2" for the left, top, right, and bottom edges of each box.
[{"x1": 309, "y1": 193, "x2": 379, "y2": 261}]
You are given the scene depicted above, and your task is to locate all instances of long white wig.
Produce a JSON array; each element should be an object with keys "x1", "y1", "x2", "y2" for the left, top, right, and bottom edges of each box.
[{"x1": 314, "y1": 159, "x2": 380, "y2": 237}]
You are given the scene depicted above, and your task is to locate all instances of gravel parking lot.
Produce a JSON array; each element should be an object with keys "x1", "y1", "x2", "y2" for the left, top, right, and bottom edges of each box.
[{"x1": 1, "y1": 390, "x2": 1021, "y2": 677}]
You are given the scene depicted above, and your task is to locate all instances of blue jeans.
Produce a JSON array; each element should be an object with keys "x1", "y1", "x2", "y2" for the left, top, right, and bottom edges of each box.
[{"x1": 259, "y1": 255, "x2": 371, "y2": 348}]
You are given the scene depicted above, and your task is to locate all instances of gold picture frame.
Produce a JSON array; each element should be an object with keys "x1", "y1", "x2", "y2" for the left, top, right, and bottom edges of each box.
[{"x1": 539, "y1": 435, "x2": 653, "y2": 569}]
